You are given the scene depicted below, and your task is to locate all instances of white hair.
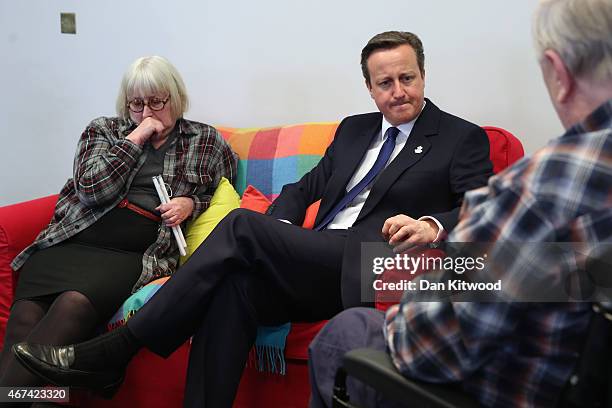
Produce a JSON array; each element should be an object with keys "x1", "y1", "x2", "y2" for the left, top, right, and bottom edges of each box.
[
  {"x1": 533, "y1": 0, "x2": 612, "y2": 83},
  {"x1": 116, "y1": 56, "x2": 190, "y2": 120}
]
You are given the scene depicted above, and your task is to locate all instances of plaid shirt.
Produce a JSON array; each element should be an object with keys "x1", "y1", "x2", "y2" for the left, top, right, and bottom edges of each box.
[
  {"x1": 385, "y1": 99, "x2": 612, "y2": 407},
  {"x1": 12, "y1": 116, "x2": 237, "y2": 292}
]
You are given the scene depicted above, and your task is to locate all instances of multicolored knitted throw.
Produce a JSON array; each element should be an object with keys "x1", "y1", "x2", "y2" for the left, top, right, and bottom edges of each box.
[
  {"x1": 217, "y1": 123, "x2": 337, "y2": 199},
  {"x1": 107, "y1": 277, "x2": 292, "y2": 375},
  {"x1": 107, "y1": 277, "x2": 169, "y2": 331}
]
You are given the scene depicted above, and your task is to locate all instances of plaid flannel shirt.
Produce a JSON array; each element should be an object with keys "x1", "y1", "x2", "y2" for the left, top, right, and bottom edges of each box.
[
  {"x1": 385, "y1": 99, "x2": 612, "y2": 407},
  {"x1": 12, "y1": 116, "x2": 237, "y2": 292}
]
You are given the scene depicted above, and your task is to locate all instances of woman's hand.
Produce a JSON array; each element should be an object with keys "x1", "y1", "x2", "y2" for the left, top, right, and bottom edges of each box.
[
  {"x1": 382, "y1": 214, "x2": 439, "y2": 252},
  {"x1": 157, "y1": 197, "x2": 195, "y2": 227},
  {"x1": 126, "y1": 117, "x2": 166, "y2": 146}
]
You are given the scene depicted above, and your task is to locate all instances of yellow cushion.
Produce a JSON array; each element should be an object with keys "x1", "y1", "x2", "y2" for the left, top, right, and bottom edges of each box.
[{"x1": 179, "y1": 177, "x2": 240, "y2": 264}]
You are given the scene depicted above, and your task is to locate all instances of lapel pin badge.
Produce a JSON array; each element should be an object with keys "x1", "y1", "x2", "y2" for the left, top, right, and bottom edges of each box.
[{"x1": 414, "y1": 146, "x2": 423, "y2": 154}]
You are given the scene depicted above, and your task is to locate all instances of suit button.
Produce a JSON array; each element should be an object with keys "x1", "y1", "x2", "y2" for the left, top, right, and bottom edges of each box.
[
  {"x1": 48, "y1": 238, "x2": 54, "y2": 243},
  {"x1": 75, "y1": 224, "x2": 80, "y2": 230}
]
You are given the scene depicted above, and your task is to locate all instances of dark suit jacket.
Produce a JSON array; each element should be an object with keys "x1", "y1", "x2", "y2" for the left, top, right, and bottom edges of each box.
[{"x1": 270, "y1": 99, "x2": 493, "y2": 307}]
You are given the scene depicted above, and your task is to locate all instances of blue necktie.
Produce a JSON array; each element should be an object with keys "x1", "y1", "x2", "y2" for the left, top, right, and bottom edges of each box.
[{"x1": 314, "y1": 126, "x2": 400, "y2": 231}]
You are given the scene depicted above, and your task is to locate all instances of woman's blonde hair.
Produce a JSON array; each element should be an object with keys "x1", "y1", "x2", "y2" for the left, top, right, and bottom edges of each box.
[{"x1": 116, "y1": 56, "x2": 189, "y2": 120}]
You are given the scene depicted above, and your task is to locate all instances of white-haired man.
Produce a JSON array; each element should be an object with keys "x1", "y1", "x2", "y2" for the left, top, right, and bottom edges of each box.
[{"x1": 308, "y1": 0, "x2": 612, "y2": 407}]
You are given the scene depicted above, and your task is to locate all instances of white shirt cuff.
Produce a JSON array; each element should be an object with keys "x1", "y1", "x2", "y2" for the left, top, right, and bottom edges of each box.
[{"x1": 418, "y1": 216, "x2": 445, "y2": 242}]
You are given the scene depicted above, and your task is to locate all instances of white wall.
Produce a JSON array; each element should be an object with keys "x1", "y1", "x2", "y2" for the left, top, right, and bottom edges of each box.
[{"x1": 0, "y1": 0, "x2": 563, "y2": 206}]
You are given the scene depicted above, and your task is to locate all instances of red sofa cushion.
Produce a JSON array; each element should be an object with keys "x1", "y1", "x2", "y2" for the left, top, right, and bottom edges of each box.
[
  {"x1": 71, "y1": 347, "x2": 190, "y2": 408},
  {"x1": 240, "y1": 184, "x2": 321, "y2": 229}
]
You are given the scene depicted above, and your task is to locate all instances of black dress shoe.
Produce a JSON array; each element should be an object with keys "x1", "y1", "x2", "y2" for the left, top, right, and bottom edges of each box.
[{"x1": 12, "y1": 342, "x2": 124, "y2": 398}]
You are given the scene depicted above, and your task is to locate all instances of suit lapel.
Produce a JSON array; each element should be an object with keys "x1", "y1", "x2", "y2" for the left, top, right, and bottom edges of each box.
[
  {"x1": 316, "y1": 116, "x2": 381, "y2": 224},
  {"x1": 355, "y1": 99, "x2": 441, "y2": 222}
]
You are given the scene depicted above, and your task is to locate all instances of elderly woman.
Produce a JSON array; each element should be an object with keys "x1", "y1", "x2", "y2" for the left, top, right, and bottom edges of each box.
[{"x1": 0, "y1": 56, "x2": 237, "y2": 388}]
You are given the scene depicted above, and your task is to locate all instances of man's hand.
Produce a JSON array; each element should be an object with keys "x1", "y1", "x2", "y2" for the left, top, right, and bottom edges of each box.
[
  {"x1": 382, "y1": 214, "x2": 439, "y2": 252},
  {"x1": 157, "y1": 197, "x2": 195, "y2": 227}
]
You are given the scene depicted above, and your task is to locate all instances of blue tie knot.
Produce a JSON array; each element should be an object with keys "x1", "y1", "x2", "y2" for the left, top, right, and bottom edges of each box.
[{"x1": 386, "y1": 126, "x2": 400, "y2": 142}]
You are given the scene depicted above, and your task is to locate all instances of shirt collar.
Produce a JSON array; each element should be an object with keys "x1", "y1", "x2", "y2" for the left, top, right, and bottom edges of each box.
[
  {"x1": 381, "y1": 99, "x2": 426, "y2": 142},
  {"x1": 565, "y1": 98, "x2": 612, "y2": 137}
]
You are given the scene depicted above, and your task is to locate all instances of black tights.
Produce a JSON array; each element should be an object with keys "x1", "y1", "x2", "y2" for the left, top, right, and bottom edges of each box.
[{"x1": 0, "y1": 291, "x2": 99, "y2": 386}]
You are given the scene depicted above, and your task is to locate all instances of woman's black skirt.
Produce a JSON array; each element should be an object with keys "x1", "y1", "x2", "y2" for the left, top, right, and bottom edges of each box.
[{"x1": 14, "y1": 207, "x2": 159, "y2": 320}]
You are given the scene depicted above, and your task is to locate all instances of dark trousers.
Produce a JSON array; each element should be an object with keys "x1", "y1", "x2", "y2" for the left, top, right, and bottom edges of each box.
[
  {"x1": 309, "y1": 308, "x2": 404, "y2": 408},
  {"x1": 127, "y1": 208, "x2": 347, "y2": 407}
]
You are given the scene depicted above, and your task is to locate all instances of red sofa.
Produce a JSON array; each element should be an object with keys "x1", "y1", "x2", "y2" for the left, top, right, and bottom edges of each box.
[{"x1": 0, "y1": 124, "x2": 523, "y2": 407}]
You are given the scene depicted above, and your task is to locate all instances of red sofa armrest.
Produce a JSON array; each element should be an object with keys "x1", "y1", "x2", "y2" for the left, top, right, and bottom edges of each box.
[
  {"x1": 0, "y1": 195, "x2": 58, "y2": 349},
  {"x1": 0, "y1": 194, "x2": 58, "y2": 254}
]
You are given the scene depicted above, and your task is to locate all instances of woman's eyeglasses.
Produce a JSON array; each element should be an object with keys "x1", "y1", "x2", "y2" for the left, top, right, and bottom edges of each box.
[{"x1": 127, "y1": 96, "x2": 170, "y2": 113}]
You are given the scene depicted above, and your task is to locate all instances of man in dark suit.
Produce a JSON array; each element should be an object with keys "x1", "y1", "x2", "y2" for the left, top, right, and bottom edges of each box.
[{"x1": 13, "y1": 31, "x2": 493, "y2": 407}]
